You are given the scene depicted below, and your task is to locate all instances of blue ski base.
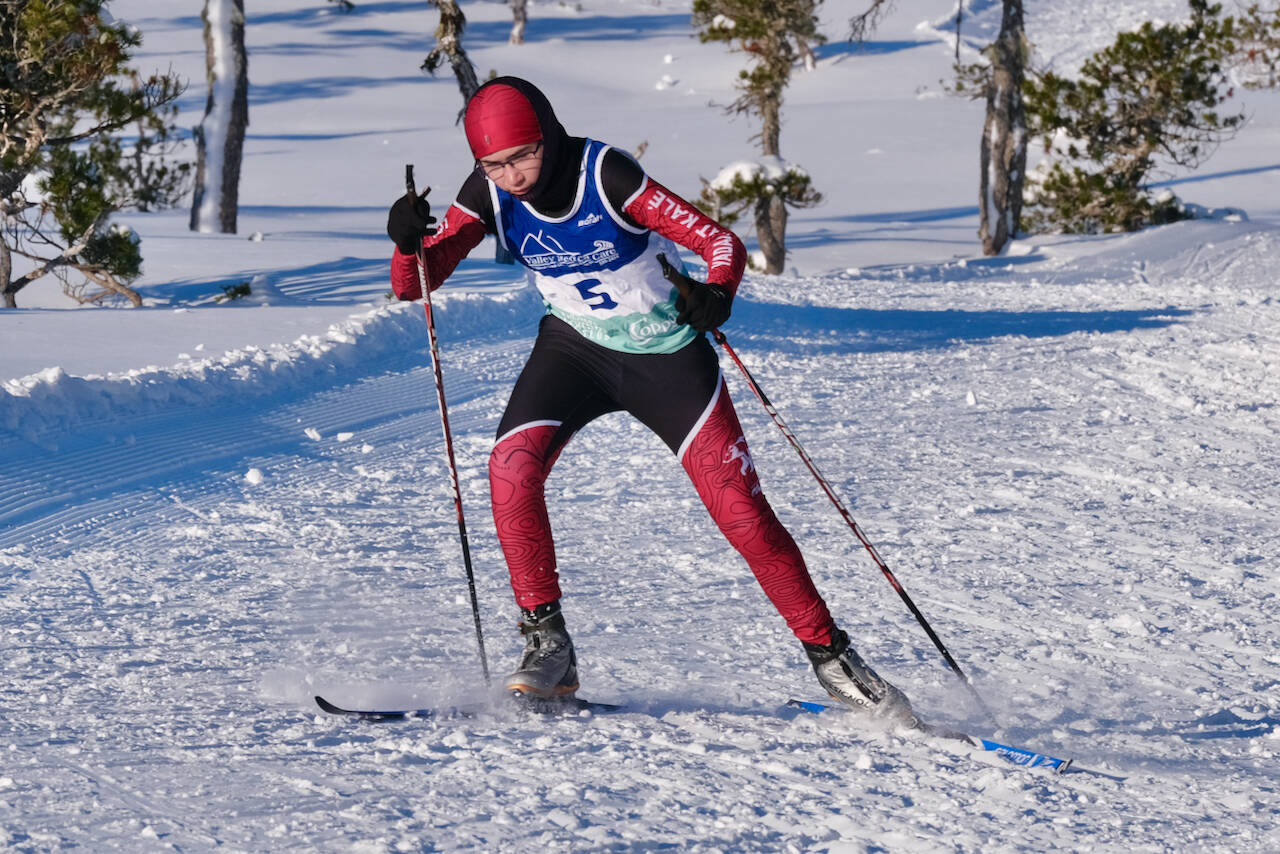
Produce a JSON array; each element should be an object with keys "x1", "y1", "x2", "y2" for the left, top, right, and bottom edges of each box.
[{"x1": 784, "y1": 699, "x2": 1073, "y2": 773}]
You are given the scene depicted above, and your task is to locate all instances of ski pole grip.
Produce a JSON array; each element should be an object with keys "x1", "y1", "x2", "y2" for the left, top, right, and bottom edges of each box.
[
  {"x1": 405, "y1": 164, "x2": 416, "y2": 200},
  {"x1": 656, "y1": 252, "x2": 694, "y2": 300}
]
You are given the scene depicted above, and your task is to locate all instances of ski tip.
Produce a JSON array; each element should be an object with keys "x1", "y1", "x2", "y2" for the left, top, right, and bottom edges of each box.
[
  {"x1": 313, "y1": 695, "x2": 414, "y2": 720},
  {"x1": 314, "y1": 694, "x2": 344, "y2": 714},
  {"x1": 784, "y1": 698, "x2": 828, "y2": 714}
]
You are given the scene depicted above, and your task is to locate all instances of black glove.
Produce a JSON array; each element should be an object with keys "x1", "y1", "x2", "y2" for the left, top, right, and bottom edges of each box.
[
  {"x1": 658, "y1": 253, "x2": 732, "y2": 332},
  {"x1": 387, "y1": 189, "x2": 438, "y2": 255}
]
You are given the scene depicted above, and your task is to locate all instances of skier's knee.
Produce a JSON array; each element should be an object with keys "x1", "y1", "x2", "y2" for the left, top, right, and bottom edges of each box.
[{"x1": 490, "y1": 428, "x2": 555, "y2": 504}]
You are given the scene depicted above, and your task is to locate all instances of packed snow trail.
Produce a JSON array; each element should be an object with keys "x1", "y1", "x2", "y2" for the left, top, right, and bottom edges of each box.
[{"x1": 3, "y1": 221, "x2": 1279, "y2": 850}]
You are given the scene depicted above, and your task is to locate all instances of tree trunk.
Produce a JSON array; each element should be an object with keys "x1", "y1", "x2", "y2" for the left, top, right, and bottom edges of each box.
[
  {"x1": 754, "y1": 86, "x2": 787, "y2": 273},
  {"x1": 755, "y1": 194, "x2": 787, "y2": 274},
  {"x1": 795, "y1": 0, "x2": 818, "y2": 69},
  {"x1": 190, "y1": 0, "x2": 249, "y2": 234},
  {"x1": 427, "y1": 1, "x2": 508, "y2": 264},
  {"x1": 431, "y1": 0, "x2": 481, "y2": 102},
  {"x1": 2, "y1": 173, "x2": 28, "y2": 307},
  {"x1": 797, "y1": 38, "x2": 816, "y2": 71},
  {"x1": 1, "y1": 237, "x2": 14, "y2": 309},
  {"x1": 759, "y1": 91, "x2": 782, "y2": 158},
  {"x1": 509, "y1": 0, "x2": 528, "y2": 45},
  {"x1": 978, "y1": 0, "x2": 1027, "y2": 256},
  {"x1": 76, "y1": 268, "x2": 143, "y2": 307}
]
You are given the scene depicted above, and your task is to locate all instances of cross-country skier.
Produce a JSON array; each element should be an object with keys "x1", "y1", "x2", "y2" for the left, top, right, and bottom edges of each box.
[{"x1": 386, "y1": 76, "x2": 913, "y2": 723}]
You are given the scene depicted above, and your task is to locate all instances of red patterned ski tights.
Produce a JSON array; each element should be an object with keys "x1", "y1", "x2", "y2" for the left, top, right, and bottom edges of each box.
[{"x1": 488, "y1": 382, "x2": 834, "y2": 646}]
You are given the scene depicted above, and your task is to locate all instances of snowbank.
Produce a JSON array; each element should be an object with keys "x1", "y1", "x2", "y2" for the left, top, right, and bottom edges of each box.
[{"x1": 1, "y1": 286, "x2": 544, "y2": 442}]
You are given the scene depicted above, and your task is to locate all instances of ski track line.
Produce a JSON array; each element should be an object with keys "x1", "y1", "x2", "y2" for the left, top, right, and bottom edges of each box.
[
  {"x1": 0, "y1": 337, "x2": 530, "y2": 552},
  {"x1": 51, "y1": 755, "x2": 230, "y2": 849}
]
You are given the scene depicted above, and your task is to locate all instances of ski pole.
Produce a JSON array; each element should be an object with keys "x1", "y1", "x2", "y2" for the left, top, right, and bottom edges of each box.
[
  {"x1": 406, "y1": 164, "x2": 490, "y2": 685},
  {"x1": 657, "y1": 254, "x2": 994, "y2": 724}
]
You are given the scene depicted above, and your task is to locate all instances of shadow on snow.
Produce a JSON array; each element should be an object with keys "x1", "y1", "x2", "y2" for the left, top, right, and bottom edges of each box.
[
  {"x1": 459, "y1": 13, "x2": 693, "y2": 45},
  {"x1": 147, "y1": 251, "x2": 1191, "y2": 351},
  {"x1": 1149, "y1": 161, "x2": 1280, "y2": 189},
  {"x1": 808, "y1": 205, "x2": 981, "y2": 225},
  {"x1": 814, "y1": 39, "x2": 936, "y2": 60},
  {"x1": 146, "y1": 254, "x2": 526, "y2": 309},
  {"x1": 731, "y1": 301, "x2": 1192, "y2": 354}
]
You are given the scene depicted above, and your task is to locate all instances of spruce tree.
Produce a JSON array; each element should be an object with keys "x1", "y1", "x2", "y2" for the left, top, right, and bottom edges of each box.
[
  {"x1": 1234, "y1": 2, "x2": 1280, "y2": 88},
  {"x1": 693, "y1": 0, "x2": 823, "y2": 274},
  {"x1": 1022, "y1": 0, "x2": 1244, "y2": 233},
  {"x1": 1, "y1": 0, "x2": 187, "y2": 308}
]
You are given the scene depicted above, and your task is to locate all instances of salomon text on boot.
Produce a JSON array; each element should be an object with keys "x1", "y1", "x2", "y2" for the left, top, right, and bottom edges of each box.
[
  {"x1": 504, "y1": 602, "x2": 579, "y2": 699},
  {"x1": 803, "y1": 627, "x2": 917, "y2": 726}
]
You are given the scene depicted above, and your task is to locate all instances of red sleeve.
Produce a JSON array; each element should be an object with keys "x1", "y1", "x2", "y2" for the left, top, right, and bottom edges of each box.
[
  {"x1": 389, "y1": 203, "x2": 488, "y2": 301},
  {"x1": 622, "y1": 179, "x2": 747, "y2": 295}
]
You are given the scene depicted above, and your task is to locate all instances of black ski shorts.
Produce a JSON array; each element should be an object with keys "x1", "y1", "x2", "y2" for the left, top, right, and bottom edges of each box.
[{"x1": 496, "y1": 314, "x2": 720, "y2": 457}]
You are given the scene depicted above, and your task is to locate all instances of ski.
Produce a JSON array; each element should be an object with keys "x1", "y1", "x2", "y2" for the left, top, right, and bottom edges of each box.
[
  {"x1": 318, "y1": 692, "x2": 1098, "y2": 776},
  {"x1": 784, "y1": 699, "x2": 1075, "y2": 774},
  {"x1": 314, "y1": 694, "x2": 479, "y2": 721},
  {"x1": 314, "y1": 692, "x2": 624, "y2": 721}
]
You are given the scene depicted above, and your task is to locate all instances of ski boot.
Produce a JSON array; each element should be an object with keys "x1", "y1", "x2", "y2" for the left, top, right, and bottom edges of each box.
[
  {"x1": 504, "y1": 602, "x2": 579, "y2": 700},
  {"x1": 803, "y1": 627, "x2": 917, "y2": 726}
]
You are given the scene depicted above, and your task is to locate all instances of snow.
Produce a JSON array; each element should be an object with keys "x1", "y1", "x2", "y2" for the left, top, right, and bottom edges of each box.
[
  {"x1": 3, "y1": 0, "x2": 1280, "y2": 850},
  {"x1": 710, "y1": 156, "x2": 809, "y2": 190}
]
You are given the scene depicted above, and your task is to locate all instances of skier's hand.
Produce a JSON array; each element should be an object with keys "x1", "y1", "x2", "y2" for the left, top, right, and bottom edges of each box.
[
  {"x1": 658, "y1": 253, "x2": 732, "y2": 332},
  {"x1": 387, "y1": 188, "x2": 438, "y2": 255},
  {"x1": 676, "y1": 280, "x2": 732, "y2": 332}
]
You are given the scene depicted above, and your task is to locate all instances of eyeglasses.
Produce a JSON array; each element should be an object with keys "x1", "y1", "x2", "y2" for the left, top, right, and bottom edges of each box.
[{"x1": 478, "y1": 141, "x2": 543, "y2": 179}]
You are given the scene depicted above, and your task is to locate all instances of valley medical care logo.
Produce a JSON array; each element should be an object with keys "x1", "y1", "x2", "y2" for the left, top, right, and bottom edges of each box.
[{"x1": 521, "y1": 230, "x2": 620, "y2": 271}]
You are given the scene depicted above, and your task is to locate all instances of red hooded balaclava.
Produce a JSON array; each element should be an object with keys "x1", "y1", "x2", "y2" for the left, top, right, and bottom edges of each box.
[
  {"x1": 464, "y1": 83, "x2": 541, "y2": 159},
  {"x1": 463, "y1": 77, "x2": 575, "y2": 208}
]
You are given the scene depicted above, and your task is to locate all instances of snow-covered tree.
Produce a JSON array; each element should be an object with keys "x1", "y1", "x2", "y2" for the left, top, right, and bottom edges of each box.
[
  {"x1": 1, "y1": 0, "x2": 188, "y2": 308},
  {"x1": 697, "y1": 158, "x2": 820, "y2": 272},
  {"x1": 190, "y1": 0, "x2": 248, "y2": 235},
  {"x1": 978, "y1": 0, "x2": 1027, "y2": 256},
  {"x1": 692, "y1": 0, "x2": 824, "y2": 274}
]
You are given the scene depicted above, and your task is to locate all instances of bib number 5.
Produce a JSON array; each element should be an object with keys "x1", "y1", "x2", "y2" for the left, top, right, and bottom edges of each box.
[{"x1": 572, "y1": 277, "x2": 618, "y2": 311}]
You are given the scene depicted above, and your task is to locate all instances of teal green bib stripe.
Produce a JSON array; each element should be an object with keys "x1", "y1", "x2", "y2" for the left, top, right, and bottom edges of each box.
[{"x1": 544, "y1": 293, "x2": 693, "y2": 354}]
